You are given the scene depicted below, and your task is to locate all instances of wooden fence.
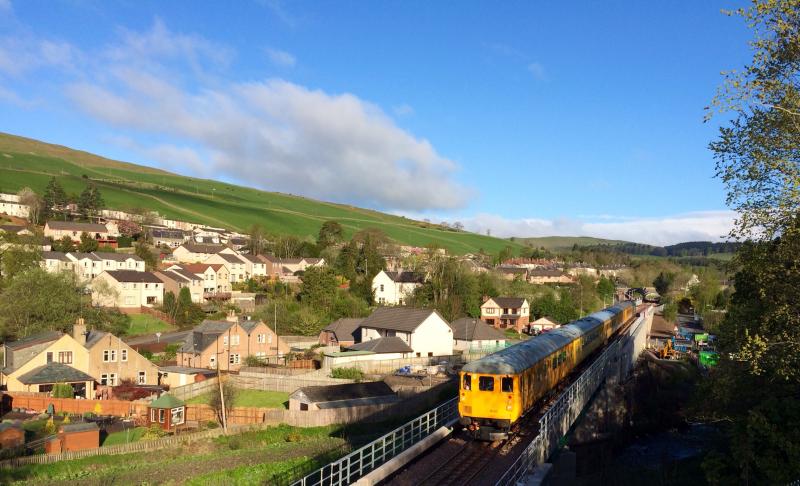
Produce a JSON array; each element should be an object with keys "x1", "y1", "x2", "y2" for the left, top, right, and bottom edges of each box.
[
  {"x1": 140, "y1": 306, "x2": 177, "y2": 326},
  {"x1": 231, "y1": 374, "x2": 353, "y2": 394},
  {"x1": 322, "y1": 352, "x2": 491, "y2": 374},
  {"x1": 168, "y1": 377, "x2": 220, "y2": 401},
  {"x1": 5, "y1": 392, "x2": 149, "y2": 418}
]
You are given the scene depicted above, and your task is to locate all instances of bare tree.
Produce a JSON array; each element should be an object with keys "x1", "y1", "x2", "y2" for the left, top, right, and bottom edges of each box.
[{"x1": 17, "y1": 187, "x2": 42, "y2": 224}]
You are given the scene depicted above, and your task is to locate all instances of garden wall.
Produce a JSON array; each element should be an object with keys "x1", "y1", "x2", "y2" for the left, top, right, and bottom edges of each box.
[{"x1": 3, "y1": 392, "x2": 149, "y2": 418}]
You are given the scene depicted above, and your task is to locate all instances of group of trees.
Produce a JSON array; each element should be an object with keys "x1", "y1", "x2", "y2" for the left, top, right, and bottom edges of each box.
[
  {"x1": 13, "y1": 177, "x2": 104, "y2": 225},
  {"x1": 162, "y1": 288, "x2": 204, "y2": 327}
]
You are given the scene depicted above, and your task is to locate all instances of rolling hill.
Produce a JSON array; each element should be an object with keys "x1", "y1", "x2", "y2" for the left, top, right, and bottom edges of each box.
[
  {"x1": 513, "y1": 236, "x2": 633, "y2": 251},
  {"x1": 0, "y1": 132, "x2": 523, "y2": 255}
]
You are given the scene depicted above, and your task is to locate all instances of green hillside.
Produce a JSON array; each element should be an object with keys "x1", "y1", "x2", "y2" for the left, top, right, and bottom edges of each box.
[
  {"x1": 514, "y1": 235, "x2": 633, "y2": 251},
  {"x1": 0, "y1": 132, "x2": 522, "y2": 255}
]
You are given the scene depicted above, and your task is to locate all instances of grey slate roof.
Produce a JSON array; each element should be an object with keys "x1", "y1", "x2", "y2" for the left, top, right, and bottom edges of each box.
[
  {"x1": 239, "y1": 253, "x2": 262, "y2": 264},
  {"x1": 360, "y1": 307, "x2": 444, "y2": 333},
  {"x1": 46, "y1": 221, "x2": 108, "y2": 232},
  {"x1": 216, "y1": 253, "x2": 245, "y2": 264},
  {"x1": 385, "y1": 271, "x2": 425, "y2": 283},
  {"x1": 347, "y1": 336, "x2": 414, "y2": 354},
  {"x1": 179, "y1": 320, "x2": 232, "y2": 353},
  {"x1": 528, "y1": 268, "x2": 568, "y2": 277},
  {"x1": 84, "y1": 330, "x2": 108, "y2": 349},
  {"x1": 41, "y1": 251, "x2": 70, "y2": 261},
  {"x1": 60, "y1": 422, "x2": 99, "y2": 433},
  {"x1": 293, "y1": 381, "x2": 396, "y2": 404},
  {"x1": 69, "y1": 252, "x2": 100, "y2": 261},
  {"x1": 94, "y1": 252, "x2": 143, "y2": 262},
  {"x1": 182, "y1": 242, "x2": 225, "y2": 254},
  {"x1": 464, "y1": 302, "x2": 634, "y2": 375},
  {"x1": 4, "y1": 331, "x2": 62, "y2": 350},
  {"x1": 104, "y1": 271, "x2": 163, "y2": 283},
  {"x1": 323, "y1": 318, "x2": 364, "y2": 343},
  {"x1": 490, "y1": 297, "x2": 527, "y2": 308},
  {"x1": 17, "y1": 362, "x2": 96, "y2": 385},
  {"x1": 450, "y1": 318, "x2": 506, "y2": 341}
]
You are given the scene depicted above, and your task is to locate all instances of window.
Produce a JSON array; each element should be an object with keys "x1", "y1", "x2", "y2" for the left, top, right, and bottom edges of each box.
[
  {"x1": 479, "y1": 376, "x2": 495, "y2": 391},
  {"x1": 379, "y1": 284, "x2": 384, "y2": 292},
  {"x1": 229, "y1": 353, "x2": 240, "y2": 364},
  {"x1": 150, "y1": 409, "x2": 156, "y2": 422},
  {"x1": 428, "y1": 352, "x2": 433, "y2": 357},
  {"x1": 133, "y1": 283, "x2": 137, "y2": 289},
  {"x1": 231, "y1": 334, "x2": 240, "y2": 346},
  {"x1": 138, "y1": 371, "x2": 146, "y2": 385},
  {"x1": 100, "y1": 373, "x2": 117, "y2": 386},
  {"x1": 485, "y1": 308, "x2": 495, "y2": 315},
  {"x1": 46, "y1": 352, "x2": 53, "y2": 363},
  {"x1": 121, "y1": 349, "x2": 128, "y2": 362},
  {"x1": 171, "y1": 407, "x2": 184, "y2": 425},
  {"x1": 145, "y1": 283, "x2": 149, "y2": 289},
  {"x1": 257, "y1": 334, "x2": 266, "y2": 344},
  {"x1": 268, "y1": 334, "x2": 273, "y2": 344},
  {"x1": 463, "y1": 374, "x2": 472, "y2": 390},
  {"x1": 159, "y1": 408, "x2": 165, "y2": 423},
  {"x1": 103, "y1": 350, "x2": 117, "y2": 362},
  {"x1": 502, "y1": 377, "x2": 514, "y2": 393},
  {"x1": 58, "y1": 351, "x2": 73, "y2": 364}
]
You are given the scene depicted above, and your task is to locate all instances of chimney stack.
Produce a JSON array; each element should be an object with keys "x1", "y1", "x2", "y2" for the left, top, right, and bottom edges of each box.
[
  {"x1": 73, "y1": 318, "x2": 87, "y2": 345},
  {"x1": 226, "y1": 309, "x2": 237, "y2": 323}
]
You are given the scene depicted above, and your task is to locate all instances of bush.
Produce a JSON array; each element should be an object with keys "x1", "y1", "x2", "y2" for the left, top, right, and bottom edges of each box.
[
  {"x1": 331, "y1": 367, "x2": 364, "y2": 381},
  {"x1": 141, "y1": 424, "x2": 167, "y2": 441},
  {"x1": 206, "y1": 420, "x2": 219, "y2": 429},
  {"x1": 61, "y1": 415, "x2": 71, "y2": 425},
  {"x1": 285, "y1": 432, "x2": 302, "y2": 442},
  {"x1": 52, "y1": 383, "x2": 74, "y2": 398},
  {"x1": 83, "y1": 412, "x2": 95, "y2": 419},
  {"x1": 43, "y1": 417, "x2": 56, "y2": 435},
  {"x1": 245, "y1": 355, "x2": 266, "y2": 367}
]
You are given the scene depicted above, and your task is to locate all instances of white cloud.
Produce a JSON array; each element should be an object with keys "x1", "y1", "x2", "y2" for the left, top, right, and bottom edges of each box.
[
  {"x1": 59, "y1": 21, "x2": 469, "y2": 211},
  {"x1": 393, "y1": 103, "x2": 414, "y2": 117},
  {"x1": 527, "y1": 62, "x2": 546, "y2": 80},
  {"x1": 455, "y1": 211, "x2": 736, "y2": 246},
  {"x1": 265, "y1": 47, "x2": 295, "y2": 67}
]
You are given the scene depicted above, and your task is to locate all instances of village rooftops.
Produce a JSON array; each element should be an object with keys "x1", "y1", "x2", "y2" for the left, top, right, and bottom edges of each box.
[
  {"x1": 103, "y1": 270, "x2": 163, "y2": 283},
  {"x1": 181, "y1": 242, "x2": 225, "y2": 254},
  {"x1": 17, "y1": 362, "x2": 95, "y2": 385},
  {"x1": 449, "y1": 318, "x2": 507, "y2": 341},
  {"x1": 41, "y1": 251, "x2": 71, "y2": 261},
  {"x1": 238, "y1": 253, "x2": 262, "y2": 264},
  {"x1": 3, "y1": 331, "x2": 62, "y2": 350},
  {"x1": 216, "y1": 253, "x2": 245, "y2": 264},
  {"x1": 528, "y1": 268, "x2": 568, "y2": 277},
  {"x1": 489, "y1": 297, "x2": 527, "y2": 308},
  {"x1": 347, "y1": 336, "x2": 414, "y2": 354},
  {"x1": 178, "y1": 263, "x2": 225, "y2": 274},
  {"x1": 92, "y1": 252, "x2": 144, "y2": 262},
  {"x1": 45, "y1": 221, "x2": 108, "y2": 232},
  {"x1": 359, "y1": 307, "x2": 443, "y2": 333},
  {"x1": 384, "y1": 271, "x2": 425, "y2": 283},
  {"x1": 322, "y1": 318, "x2": 364, "y2": 343}
]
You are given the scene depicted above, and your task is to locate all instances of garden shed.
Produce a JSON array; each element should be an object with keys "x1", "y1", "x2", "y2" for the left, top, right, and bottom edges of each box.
[
  {"x1": 148, "y1": 394, "x2": 186, "y2": 431},
  {"x1": 45, "y1": 422, "x2": 100, "y2": 453},
  {"x1": 289, "y1": 381, "x2": 399, "y2": 411}
]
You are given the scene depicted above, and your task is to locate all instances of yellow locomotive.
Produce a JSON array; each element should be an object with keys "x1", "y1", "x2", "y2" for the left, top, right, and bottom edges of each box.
[{"x1": 458, "y1": 301, "x2": 635, "y2": 440}]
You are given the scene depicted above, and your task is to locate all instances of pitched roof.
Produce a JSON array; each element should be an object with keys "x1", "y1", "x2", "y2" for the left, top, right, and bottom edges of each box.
[
  {"x1": 104, "y1": 271, "x2": 163, "y2": 283},
  {"x1": 3, "y1": 331, "x2": 62, "y2": 350},
  {"x1": 294, "y1": 381, "x2": 396, "y2": 404},
  {"x1": 282, "y1": 258, "x2": 303, "y2": 264},
  {"x1": 238, "y1": 253, "x2": 262, "y2": 264},
  {"x1": 215, "y1": 253, "x2": 245, "y2": 264},
  {"x1": 450, "y1": 318, "x2": 506, "y2": 341},
  {"x1": 41, "y1": 251, "x2": 70, "y2": 262},
  {"x1": 347, "y1": 336, "x2": 414, "y2": 353},
  {"x1": 180, "y1": 242, "x2": 225, "y2": 254},
  {"x1": 304, "y1": 257, "x2": 323, "y2": 265},
  {"x1": 257, "y1": 254, "x2": 280, "y2": 264},
  {"x1": 496, "y1": 267, "x2": 528, "y2": 274},
  {"x1": 149, "y1": 393, "x2": 185, "y2": 409},
  {"x1": 60, "y1": 422, "x2": 99, "y2": 433},
  {"x1": 528, "y1": 268, "x2": 567, "y2": 277},
  {"x1": 17, "y1": 362, "x2": 95, "y2": 385},
  {"x1": 360, "y1": 307, "x2": 440, "y2": 333},
  {"x1": 84, "y1": 330, "x2": 109, "y2": 349},
  {"x1": 179, "y1": 263, "x2": 223, "y2": 274},
  {"x1": 323, "y1": 318, "x2": 364, "y2": 343},
  {"x1": 93, "y1": 252, "x2": 144, "y2": 262},
  {"x1": 384, "y1": 271, "x2": 425, "y2": 283},
  {"x1": 68, "y1": 252, "x2": 101, "y2": 261},
  {"x1": 46, "y1": 221, "x2": 108, "y2": 232},
  {"x1": 149, "y1": 229, "x2": 185, "y2": 239},
  {"x1": 0, "y1": 224, "x2": 25, "y2": 233},
  {"x1": 488, "y1": 297, "x2": 527, "y2": 308},
  {"x1": 179, "y1": 320, "x2": 233, "y2": 353}
]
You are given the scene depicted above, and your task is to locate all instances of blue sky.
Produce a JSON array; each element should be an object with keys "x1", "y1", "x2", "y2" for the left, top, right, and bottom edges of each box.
[{"x1": 0, "y1": 1, "x2": 751, "y2": 244}]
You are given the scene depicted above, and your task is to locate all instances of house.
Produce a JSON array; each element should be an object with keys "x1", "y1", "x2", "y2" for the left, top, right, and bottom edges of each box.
[
  {"x1": 91, "y1": 270, "x2": 164, "y2": 310},
  {"x1": 288, "y1": 381, "x2": 399, "y2": 411},
  {"x1": 530, "y1": 316, "x2": 561, "y2": 333},
  {"x1": 371, "y1": 270, "x2": 425, "y2": 305},
  {"x1": 256, "y1": 254, "x2": 284, "y2": 278},
  {"x1": 0, "y1": 423, "x2": 24, "y2": 449},
  {"x1": 82, "y1": 325, "x2": 159, "y2": 390},
  {"x1": 566, "y1": 265, "x2": 599, "y2": 278},
  {"x1": 154, "y1": 268, "x2": 205, "y2": 303},
  {"x1": 495, "y1": 266, "x2": 529, "y2": 281},
  {"x1": 66, "y1": 252, "x2": 104, "y2": 281},
  {"x1": 0, "y1": 195, "x2": 29, "y2": 218},
  {"x1": 169, "y1": 263, "x2": 231, "y2": 297},
  {"x1": 0, "y1": 330, "x2": 94, "y2": 397},
  {"x1": 480, "y1": 297, "x2": 530, "y2": 332},
  {"x1": 528, "y1": 268, "x2": 574, "y2": 284},
  {"x1": 346, "y1": 336, "x2": 414, "y2": 355},
  {"x1": 319, "y1": 318, "x2": 364, "y2": 347},
  {"x1": 238, "y1": 253, "x2": 267, "y2": 278},
  {"x1": 176, "y1": 315, "x2": 289, "y2": 370},
  {"x1": 148, "y1": 394, "x2": 186, "y2": 431},
  {"x1": 148, "y1": 228, "x2": 187, "y2": 248},
  {"x1": 41, "y1": 251, "x2": 75, "y2": 274},
  {"x1": 205, "y1": 252, "x2": 248, "y2": 283},
  {"x1": 449, "y1": 318, "x2": 507, "y2": 352},
  {"x1": 45, "y1": 423, "x2": 100, "y2": 453},
  {"x1": 67, "y1": 252, "x2": 145, "y2": 281},
  {"x1": 171, "y1": 242, "x2": 226, "y2": 263},
  {"x1": 358, "y1": 307, "x2": 453, "y2": 357},
  {"x1": 280, "y1": 257, "x2": 326, "y2": 276},
  {"x1": 0, "y1": 224, "x2": 33, "y2": 237},
  {"x1": 44, "y1": 221, "x2": 114, "y2": 245},
  {"x1": 157, "y1": 366, "x2": 217, "y2": 388}
]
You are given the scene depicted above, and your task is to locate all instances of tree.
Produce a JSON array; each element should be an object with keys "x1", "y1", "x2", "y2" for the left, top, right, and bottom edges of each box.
[
  {"x1": 596, "y1": 276, "x2": 616, "y2": 304},
  {"x1": 52, "y1": 236, "x2": 76, "y2": 253},
  {"x1": 317, "y1": 220, "x2": 343, "y2": 248},
  {"x1": 78, "y1": 232, "x2": 99, "y2": 252},
  {"x1": 17, "y1": 187, "x2": 43, "y2": 225},
  {"x1": 210, "y1": 379, "x2": 237, "y2": 425},
  {"x1": 496, "y1": 245, "x2": 515, "y2": 265},
  {"x1": 0, "y1": 242, "x2": 41, "y2": 287},
  {"x1": 135, "y1": 242, "x2": 158, "y2": 271},
  {"x1": 42, "y1": 177, "x2": 67, "y2": 221},
  {"x1": 653, "y1": 271, "x2": 675, "y2": 296},
  {"x1": 162, "y1": 291, "x2": 177, "y2": 316},
  {"x1": 77, "y1": 183, "x2": 104, "y2": 219},
  {"x1": 117, "y1": 220, "x2": 142, "y2": 238},
  {"x1": 299, "y1": 266, "x2": 338, "y2": 313},
  {"x1": 248, "y1": 224, "x2": 267, "y2": 255},
  {"x1": 0, "y1": 269, "x2": 81, "y2": 339}
]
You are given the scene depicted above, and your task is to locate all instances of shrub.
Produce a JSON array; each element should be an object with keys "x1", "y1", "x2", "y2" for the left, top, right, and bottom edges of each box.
[
  {"x1": 141, "y1": 424, "x2": 167, "y2": 441},
  {"x1": 113, "y1": 378, "x2": 152, "y2": 401},
  {"x1": 331, "y1": 367, "x2": 364, "y2": 381},
  {"x1": 61, "y1": 415, "x2": 71, "y2": 425},
  {"x1": 206, "y1": 420, "x2": 219, "y2": 429},
  {"x1": 83, "y1": 412, "x2": 95, "y2": 419},
  {"x1": 43, "y1": 417, "x2": 56, "y2": 435},
  {"x1": 227, "y1": 437, "x2": 241, "y2": 450},
  {"x1": 285, "y1": 432, "x2": 302, "y2": 442},
  {"x1": 52, "y1": 383, "x2": 74, "y2": 398},
  {"x1": 245, "y1": 355, "x2": 266, "y2": 367}
]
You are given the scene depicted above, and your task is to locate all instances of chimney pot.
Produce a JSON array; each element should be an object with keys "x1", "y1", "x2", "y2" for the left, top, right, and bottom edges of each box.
[{"x1": 73, "y1": 318, "x2": 87, "y2": 345}]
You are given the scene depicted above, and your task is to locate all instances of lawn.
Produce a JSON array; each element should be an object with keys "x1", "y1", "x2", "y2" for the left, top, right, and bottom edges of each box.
[
  {"x1": 186, "y1": 389, "x2": 290, "y2": 409},
  {"x1": 101, "y1": 427, "x2": 147, "y2": 446},
  {"x1": 127, "y1": 314, "x2": 175, "y2": 336},
  {"x1": 0, "y1": 133, "x2": 525, "y2": 255}
]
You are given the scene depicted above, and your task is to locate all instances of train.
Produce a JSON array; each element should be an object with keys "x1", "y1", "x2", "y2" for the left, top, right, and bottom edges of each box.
[{"x1": 458, "y1": 301, "x2": 636, "y2": 440}]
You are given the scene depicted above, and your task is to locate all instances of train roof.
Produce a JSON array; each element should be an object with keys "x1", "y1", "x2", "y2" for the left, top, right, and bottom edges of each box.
[{"x1": 463, "y1": 302, "x2": 634, "y2": 375}]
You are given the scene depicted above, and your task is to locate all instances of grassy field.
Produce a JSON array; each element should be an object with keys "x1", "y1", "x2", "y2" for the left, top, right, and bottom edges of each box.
[
  {"x1": 186, "y1": 389, "x2": 290, "y2": 409},
  {"x1": 7, "y1": 424, "x2": 345, "y2": 485},
  {"x1": 514, "y1": 235, "x2": 632, "y2": 250},
  {"x1": 0, "y1": 132, "x2": 525, "y2": 255},
  {"x1": 127, "y1": 314, "x2": 176, "y2": 336},
  {"x1": 101, "y1": 427, "x2": 147, "y2": 446}
]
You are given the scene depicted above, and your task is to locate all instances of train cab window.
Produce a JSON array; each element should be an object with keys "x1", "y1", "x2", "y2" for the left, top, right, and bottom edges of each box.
[
  {"x1": 502, "y1": 377, "x2": 513, "y2": 393},
  {"x1": 478, "y1": 376, "x2": 495, "y2": 391},
  {"x1": 463, "y1": 374, "x2": 472, "y2": 390}
]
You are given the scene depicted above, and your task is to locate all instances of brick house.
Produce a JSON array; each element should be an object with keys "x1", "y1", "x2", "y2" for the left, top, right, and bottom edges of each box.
[
  {"x1": 319, "y1": 318, "x2": 364, "y2": 347},
  {"x1": 176, "y1": 315, "x2": 288, "y2": 370},
  {"x1": 480, "y1": 297, "x2": 530, "y2": 332}
]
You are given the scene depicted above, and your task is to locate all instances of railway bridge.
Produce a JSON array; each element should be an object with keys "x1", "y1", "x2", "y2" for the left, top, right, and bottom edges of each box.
[{"x1": 289, "y1": 305, "x2": 655, "y2": 486}]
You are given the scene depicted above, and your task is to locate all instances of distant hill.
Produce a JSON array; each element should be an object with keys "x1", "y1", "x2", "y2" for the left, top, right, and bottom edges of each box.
[
  {"x1": 0, "y1": 132, "x2": 523, "y2": 255},
  {"x1": 512, "y1": 236, "x2": 633, "y2": 251}
]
